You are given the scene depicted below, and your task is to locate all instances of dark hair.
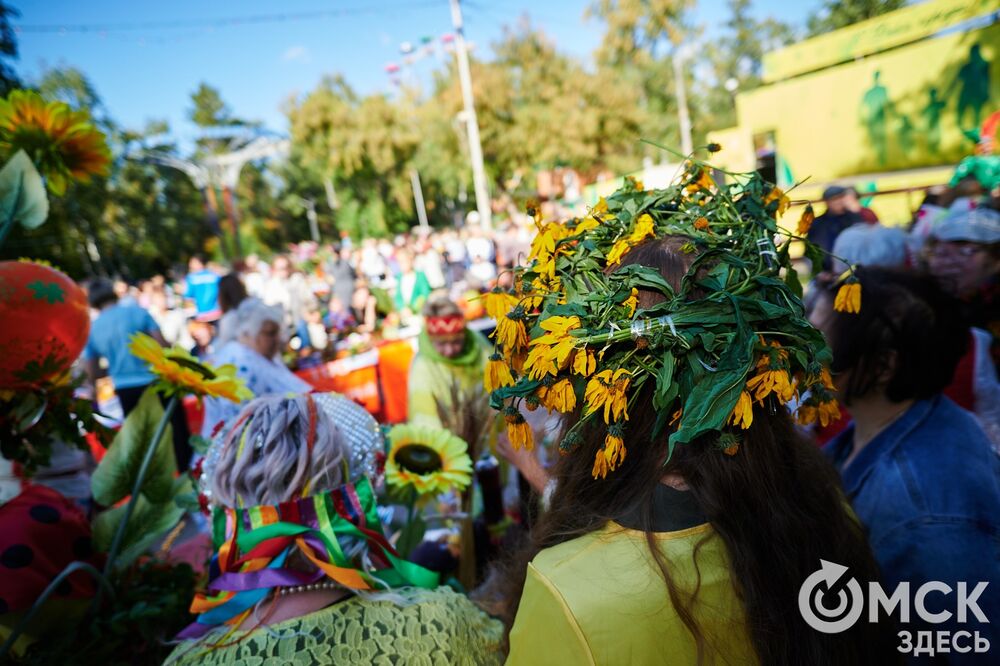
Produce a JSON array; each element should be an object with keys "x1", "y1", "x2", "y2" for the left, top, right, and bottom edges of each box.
[
  {"x1": 497, "y1": 238, "x2": 899, "y2": 665},
  {"x1": 217, "y1": 272, "x2": 248, "y2": 313},
  {"x1": 819, "y1": 267, "x2": 968, "y2": 405},
  {"x1": 87, "y1": 278, "x2": 117, "y2": 309}
]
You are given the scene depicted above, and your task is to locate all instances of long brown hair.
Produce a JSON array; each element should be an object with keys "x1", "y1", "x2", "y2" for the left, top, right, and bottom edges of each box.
[{"x1": 497, "y1": 238, "x2": 899, "y2": 664}]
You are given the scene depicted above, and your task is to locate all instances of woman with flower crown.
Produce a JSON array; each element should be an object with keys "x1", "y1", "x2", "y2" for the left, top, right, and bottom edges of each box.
[
  {"x1": 487, "y1": 169, "x2": 900, "y2": 664},
  {"x1": 166, "y1": 393, "x2": 503, "y2": 665}
]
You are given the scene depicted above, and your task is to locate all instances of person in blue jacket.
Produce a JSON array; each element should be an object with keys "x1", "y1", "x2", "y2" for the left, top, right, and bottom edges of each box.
[{"x1": 811, "y1": 266, "x2": 1000, "y2": 661}]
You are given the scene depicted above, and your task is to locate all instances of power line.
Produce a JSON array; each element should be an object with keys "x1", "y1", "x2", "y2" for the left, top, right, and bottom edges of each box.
[{"x1": 16, "y1": 1, "x2": 444, "y2": 35}]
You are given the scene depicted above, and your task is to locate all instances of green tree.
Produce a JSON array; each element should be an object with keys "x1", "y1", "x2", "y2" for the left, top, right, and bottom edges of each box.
[
  {"x1": 189, "y1": 82, "x2": 233, "y2": 127},
  {"x1": 700, "y1": 0, "x2": 795, "y2": 129},
  {"x1": 806, "y1": 0, "x2": 906, "y2": 36},
  {"x1": 0, "y1": 1, "x2": 19, "y2": 96},
  {"x1": 587, "y1": 0, "x2": 695, "y2": 155}
]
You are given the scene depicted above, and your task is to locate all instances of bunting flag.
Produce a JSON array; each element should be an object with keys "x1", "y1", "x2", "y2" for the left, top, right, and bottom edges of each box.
[{"x1": 178, "y1": 477, "x2": 438, "y2": 640}]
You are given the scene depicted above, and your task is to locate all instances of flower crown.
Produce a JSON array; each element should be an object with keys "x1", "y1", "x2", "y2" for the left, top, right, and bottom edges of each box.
[{"x1": 485, "y1": 158, "x2": 859, "y2": 479}]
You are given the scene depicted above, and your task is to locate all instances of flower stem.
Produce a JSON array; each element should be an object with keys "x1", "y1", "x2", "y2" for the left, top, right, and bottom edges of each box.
[
  {"x1": 101, "y1": 395, "x2": 178, "y2": 581},
  {"x1": 0, "y1": 562, "x2": 115, "y2": 658}
]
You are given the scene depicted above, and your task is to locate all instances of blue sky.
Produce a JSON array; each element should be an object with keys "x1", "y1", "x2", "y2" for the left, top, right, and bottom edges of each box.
[{"x1": 14, "y1": 0, "x2": 819, "y2": 140}]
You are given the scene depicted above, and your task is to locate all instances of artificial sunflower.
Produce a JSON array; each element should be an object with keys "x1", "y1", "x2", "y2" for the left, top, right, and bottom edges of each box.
[
  {"x1": 385, "y1": 424, "x2": 473, "y2": 496},
  {"x1": 0, "y1": 90, "x2": 111, "y2": 195},
  {"x1": 834, "y1": 281, "x2": 862, "y2": 314},
  {"x1": 484, "y1": 352, "x2": 515, "y2": 392},
  {"x1": 129, "y1": 333, "x2": 252, "y2": 402}
]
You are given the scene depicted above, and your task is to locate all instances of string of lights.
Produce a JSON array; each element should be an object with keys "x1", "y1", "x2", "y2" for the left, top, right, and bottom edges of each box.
[{"x1": 15, "y1": 1, "x2": 444, "y2": 35}]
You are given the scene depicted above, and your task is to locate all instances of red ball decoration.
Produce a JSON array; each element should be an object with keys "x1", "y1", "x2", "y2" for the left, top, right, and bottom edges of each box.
[{"x1": 0, "y1": 260, "x2": 90, "y2": 388}]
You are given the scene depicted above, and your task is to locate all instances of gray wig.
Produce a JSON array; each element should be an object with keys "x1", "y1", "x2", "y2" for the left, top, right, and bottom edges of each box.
[{"x1": 210, "y1": 393, "x2": 348, "y2": 508}]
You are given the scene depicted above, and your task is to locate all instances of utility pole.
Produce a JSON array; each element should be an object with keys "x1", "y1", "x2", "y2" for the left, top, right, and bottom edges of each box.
[
  {"x1": 300, "y1": 198, "x2": 320, "y2": 243},
  {"x1": 449, "y1": 0, "x2": 492, "y2": 230},
  {"x1": 410, "y1": 169, "x2": 430, "y2": 230},
  {"x1": 672, "y1": 48, "x2": 693, "y2": 156}
]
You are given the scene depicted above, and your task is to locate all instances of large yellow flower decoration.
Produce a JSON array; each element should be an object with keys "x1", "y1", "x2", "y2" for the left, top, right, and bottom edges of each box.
[
  {"x1": 385, "y1": 424, "x2": 473, "y2": 496},
  {"x1": 0, "y1": 90, "x2": 111, "y2": 195},
  {"x1": 129, "y1": 333, "x2": 252, "y2": 402}
]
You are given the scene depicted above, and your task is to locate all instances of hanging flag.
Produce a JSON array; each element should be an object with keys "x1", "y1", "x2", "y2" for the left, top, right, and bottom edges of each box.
[
  {"x1": 440, "y1": 33, "x2": 454, "y2": 44},
  {"x1": 400, "y1": 41, "x2": 414, "y2": 54}
]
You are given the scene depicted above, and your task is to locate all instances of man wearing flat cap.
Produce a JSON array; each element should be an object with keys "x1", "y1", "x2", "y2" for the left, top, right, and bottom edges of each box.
[{"x1": 808, "y1": 185, "x2": 865, "y2": 270}]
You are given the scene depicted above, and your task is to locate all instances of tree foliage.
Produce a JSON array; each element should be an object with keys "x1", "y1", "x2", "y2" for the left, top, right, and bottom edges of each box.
[{"x1": 806, "y1": 0, "x2": 907, "y2": 37}]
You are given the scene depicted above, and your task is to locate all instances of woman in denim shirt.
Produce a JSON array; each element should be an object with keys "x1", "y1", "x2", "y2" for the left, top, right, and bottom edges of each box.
[{"x1": 812, "y1": 267, "x2": 1000, "y2": 661}]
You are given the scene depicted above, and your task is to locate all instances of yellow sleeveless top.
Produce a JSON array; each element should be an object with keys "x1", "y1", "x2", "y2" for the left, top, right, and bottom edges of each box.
[{"x1": 507, "y1": 522, "x2": 757, "y2": 665}]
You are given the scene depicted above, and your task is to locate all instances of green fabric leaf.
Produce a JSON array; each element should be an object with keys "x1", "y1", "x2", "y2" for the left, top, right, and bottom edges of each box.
[
  {"x1": 92, "y1": 494, "x2": 185, "y2": 569},
  {"x1": 91, "y1": 387, "x2": 176, "y2": 506},
  {"x1": 0, "y1": 150, "x2": 49, "y2": 230}
]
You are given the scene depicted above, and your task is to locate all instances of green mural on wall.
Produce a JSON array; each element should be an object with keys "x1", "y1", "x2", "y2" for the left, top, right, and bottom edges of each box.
[
  {"x1": 861, "y1": 71, "x2": 893, "y2": 165},
  {"x1": 859, "y1": 41, "x2": 993, "y2": 166},
  {"x1": 951, "y1": 44, "x2": 991, "y2": 130}
]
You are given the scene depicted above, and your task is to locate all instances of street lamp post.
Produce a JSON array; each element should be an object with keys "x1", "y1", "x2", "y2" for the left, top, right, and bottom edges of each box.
[{"x1": 449, "y1": 0, "x2": 492, "y2": 230}]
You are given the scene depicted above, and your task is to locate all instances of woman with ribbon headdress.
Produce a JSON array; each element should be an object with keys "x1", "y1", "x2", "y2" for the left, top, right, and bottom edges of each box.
[
  {"x1": 167, "y1": 394, "x2": 503, "y2": 665},
  {"x1": 407, "y1": 294, "x2": 492, "y2": 428}
]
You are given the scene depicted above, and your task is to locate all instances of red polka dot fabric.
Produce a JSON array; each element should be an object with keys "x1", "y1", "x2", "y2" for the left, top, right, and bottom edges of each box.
[{"x1": 0, "y1": 484, "x2": 104, "y2": 613}]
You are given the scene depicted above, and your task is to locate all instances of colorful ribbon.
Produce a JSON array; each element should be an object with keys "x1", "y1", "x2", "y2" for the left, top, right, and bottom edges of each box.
[{"x1": 178, "y1": 477, "x2": 439, "y2": 640}]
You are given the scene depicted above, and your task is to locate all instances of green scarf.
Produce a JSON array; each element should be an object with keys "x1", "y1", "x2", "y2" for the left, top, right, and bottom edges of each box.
[{"x1": 417, "y1": 328, "x2": 489, "y2": 368}]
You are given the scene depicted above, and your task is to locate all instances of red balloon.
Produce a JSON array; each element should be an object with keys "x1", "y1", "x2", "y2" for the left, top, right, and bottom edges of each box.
[{"x1": 0, "y1": 261, "x2": 90, "y2": 388}]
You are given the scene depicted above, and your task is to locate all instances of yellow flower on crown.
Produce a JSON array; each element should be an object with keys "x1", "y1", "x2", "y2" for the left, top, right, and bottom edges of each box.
[
  {"x1": 540, "y1": 378, "x2": 577, "y2": 413},
  {"x1": 482, "y1": 290, "x2": 520, "y2": 322},
  {"x1": 495, "y1": 310, "x2": 528, "y2": 350},
  {"x1": 797, "y1": 205, "x2": 815, "y2": 236},
  {"x1": 584, "y1": 368, "x2": 631, "y2": 424},
  {"x1": 129, "y1": 333, "x2": 252, "y2": 402},
  {"x1": 629, "y1": 214, "x2": 655, "y2": 245},
  {"x1": 763, "y1": 187, "x2": 791, "y2": 215},
  {"x1": 504, "y1": 407, "x2": 534, "y2": 451},
  {"x1": 622, "y1": 288, "x2": 639, "y2": 317},
  {"x1": 834, "y1": 282, "x2": 862, "y2": 314},
  {"x1": 524, "y1": 343, "x2": 559, "y2": 380},
  {"x1": 484, "y1": 352, "x2": 515, "y2": 392},
  {"x1": 606, "y1": 238, "x2": 633, "y2": 266},
  {"x1": 573, "y1": 349, "x2": 596, "y2": 377},
  {"x1": 728, "y1": 390, "x2": 754, "y2": 430}
]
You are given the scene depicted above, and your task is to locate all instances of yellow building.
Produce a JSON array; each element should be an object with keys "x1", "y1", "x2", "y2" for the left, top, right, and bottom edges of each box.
[{"x1": 709, "y1": 0, "x2": 1000, "y2": 224}]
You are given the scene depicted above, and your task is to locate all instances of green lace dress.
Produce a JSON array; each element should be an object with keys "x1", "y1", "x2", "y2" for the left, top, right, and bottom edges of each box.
[{"x1": 165, "y1": 586, "x2": 504, "y2": 665}]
